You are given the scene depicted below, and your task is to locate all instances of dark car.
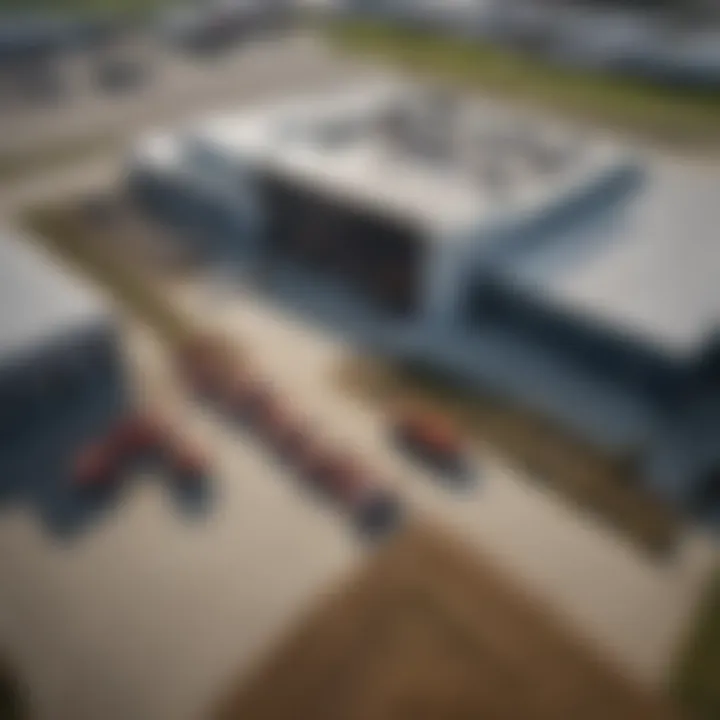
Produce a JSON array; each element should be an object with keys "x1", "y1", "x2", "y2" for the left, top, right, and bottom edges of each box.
[{"x1": 354, "y1": 489, "x2": 403, "y2": 539}]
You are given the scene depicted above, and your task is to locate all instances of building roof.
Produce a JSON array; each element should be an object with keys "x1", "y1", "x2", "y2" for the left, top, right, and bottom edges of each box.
[
  {"x1": 0, "y1": 228, "x2": 111, "y2": 367},
  {"x1": 133, "y1": 82, "x2": 638, "y2": 238},
  {"x1": 499, "y1": 161, "x2": 720, "y2": 359}
]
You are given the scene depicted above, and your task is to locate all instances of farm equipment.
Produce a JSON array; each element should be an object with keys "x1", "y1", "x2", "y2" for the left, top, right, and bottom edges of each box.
[{"x1": 391, "y1": 405, "x2": 470, "y2": 480}]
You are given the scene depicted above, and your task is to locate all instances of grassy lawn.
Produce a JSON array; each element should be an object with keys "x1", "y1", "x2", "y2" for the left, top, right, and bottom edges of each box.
[
  {"x1": 337, "y1": 356, "x2": 679, "y2": 556},
  {"x1": 23, "y1": 203, "x2": 196, "y2": 349},
  {"x1": 674, "y1": 570, "x2": 720, "y2": 720},
  {"x1": 325, "y1": 20, "x2": 720, "y2": 150}
]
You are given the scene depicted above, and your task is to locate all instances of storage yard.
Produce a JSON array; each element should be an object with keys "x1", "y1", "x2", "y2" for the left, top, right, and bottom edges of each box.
[
  {"x1": 124, "y1": 81, "x2": 719, "y2": 521},
  {"x1": 0, "y1": 25, "x2": 718, "y2": 720}
]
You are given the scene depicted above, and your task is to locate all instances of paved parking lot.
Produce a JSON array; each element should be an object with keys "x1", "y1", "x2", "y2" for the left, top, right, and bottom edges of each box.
[
  {"x1": 167, "y1": 270, "x2": 717, "y2": 691},
  {"x1": 0, "y1": 320, "x2": 365, "y2": 720},
  {"x1": 0, "y1": 305, "x2": 696, "y2": 720}
]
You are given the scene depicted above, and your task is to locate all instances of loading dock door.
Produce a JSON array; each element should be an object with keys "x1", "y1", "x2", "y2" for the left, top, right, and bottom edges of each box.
[{"x1": 260, "y1": 174, "x2": 423, "y2": 316}]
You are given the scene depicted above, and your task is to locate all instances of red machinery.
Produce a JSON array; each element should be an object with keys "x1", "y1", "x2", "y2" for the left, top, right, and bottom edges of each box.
[
  {"x1": 314, "y1": 454, "x2": 369, "y2": 506},
  {"x1": 293, "y1": 445, "x2": 365, "y2": 505},
  {"x1": 391, "y1": 405, "x2": 467, "y2": 476},
  {"x1": 176, "y1": 334, "x2": 239, "y2": 401},
  {"x1": 253, "y1": 399, "x2": 301, "y2": 450},
  {"x1": 111, "y1": 414, "x2": 168, "y2": 462},
  {"x1": 71, "y1": 413, "x2": 210, "y2": 492},
  {"x1": 274, "y1": 421, "x2": 312, "y2": 462},
  {"x1": 71, "y1": 439, "x2": 119, "y2": 488},
  {"x1": 166, "y1": 438, "x2": 210, "y2": 487},
  {"x1": 236, "y1": 381, "x2": 277, "y2": 427}
]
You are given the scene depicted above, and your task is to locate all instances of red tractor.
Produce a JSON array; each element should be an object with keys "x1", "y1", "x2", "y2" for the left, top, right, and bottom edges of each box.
[
  {"x1": 176, "y1": 334, "x2": 239, "y2": 403},
  {"x1": 237, "y1": 381, "x2": 277, "y2": 428},
  {"x1": 71, "y1": 438, "x2": 120, "y2": 489},
  {"x1": 275, "y1": 422, "x2": 313, "y2": 464},
  {"x1": 310, "y1": 453, "x2": 368, "y2": 506},
  {"x1": 166, "y1": 439, "x2": 211, "y2": 488},
  {"x1": 253, "y1": 401, "x2": 311, "y2": 458},
  {"x1": 71, "y1": 412, "x2": 171, "y2": 489},
  {"x1": 253, "y1": 396, "x2": 288, "y2": 438},
  {"x1": 111, "y1": 414, "x2": 168, "y2": 466},
  {"x1": 391, "y1": 405, "x2": 470, "y2": 480}
]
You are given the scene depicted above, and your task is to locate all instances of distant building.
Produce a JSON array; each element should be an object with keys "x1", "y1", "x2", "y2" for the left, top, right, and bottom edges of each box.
[
  {"x1": 157, "y1": 0, "x2": 294, "y2": 52},
  {"x1": 125, "y1": 83, "x2": 720, "y2": 515},
  {"x1": 0, "y1": 229, "x2": 127, "y2": 497},
  {"x1": 341, "y1": 0, "x2": 720, "y2": 87},
  {"x1": 0, "y1": 17, "x2": 66, "y2": 101}
]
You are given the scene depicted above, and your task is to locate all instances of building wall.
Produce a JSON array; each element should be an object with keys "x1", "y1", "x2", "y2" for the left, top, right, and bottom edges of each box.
[
  {"x1": 465, "y1": 279, "x2": 685, "y2": 408},
  {"x1": 131, "y1": 161, "x2": 428, "y2": 317},
  {"x1": 644, "y1": 339, "x2": 720, "y2": 509},
  {"x1": 257, "y1": 171, "x2": 425, "y2": 316},
  {"x1": 128, "y1": 155, "x2": 720, "y2": 513},
  {"x1": 128, "y1": 167, "x2": 256, "y2": 266},
  {"x1": 0, "y1": 320, "x2": 127, "y2": 496}
]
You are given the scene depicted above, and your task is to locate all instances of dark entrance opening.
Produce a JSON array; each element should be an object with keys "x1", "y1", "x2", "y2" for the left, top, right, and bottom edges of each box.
[
  {"x1": 694, "y1": 466, "x2": 720, "y2": 515},
  {"x1": 259, "y1": 173, "x2": 423, "y2": 317}
]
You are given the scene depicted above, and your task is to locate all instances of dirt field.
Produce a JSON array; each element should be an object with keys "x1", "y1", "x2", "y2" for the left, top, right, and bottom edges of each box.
[{"x1": 214, "y1": 521, "x2": 681, "y2": 720}]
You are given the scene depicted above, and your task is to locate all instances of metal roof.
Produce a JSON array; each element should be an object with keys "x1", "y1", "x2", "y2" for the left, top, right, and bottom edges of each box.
[
  {"x1": 499, "y1": 160, "x2": 720, "y2": 360},
  {"x1": 133, "y1": 83, "x2": 637, "y2": 237},
  {"x1": 0, "y1": 228, "x2": 111, "y2": 367}
]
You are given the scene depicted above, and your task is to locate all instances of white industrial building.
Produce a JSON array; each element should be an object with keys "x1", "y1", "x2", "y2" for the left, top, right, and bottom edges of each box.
[
  {"x1": 125, "y1": 83, "x2": 720, "y2": 516},
  {"x1": 127, "y1": 83, "x2": 640, "y2": 317},
  {"x1": 0, "y1": 228, "x2": 126, "y2": 528}
]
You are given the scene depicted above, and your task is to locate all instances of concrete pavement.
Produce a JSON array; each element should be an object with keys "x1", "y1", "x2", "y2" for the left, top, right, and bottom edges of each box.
[
  {"x1": 171, "y1": 273, "x2": 718, "y2": 690},
  {"x1": 0, "y1": 321, "x2": 366, "y2": 720},
  {"x1": 0, "y1": 34, "x2": 717, "y2": 720}
]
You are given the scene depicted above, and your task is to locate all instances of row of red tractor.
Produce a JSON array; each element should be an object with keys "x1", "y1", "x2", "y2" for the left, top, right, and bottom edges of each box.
[
  {"x1": 71, "y1": 413, "x2": 208, "y2": 493},
  {"x1": 70, "y1": 335, "x2": 471, "y2": 536}
]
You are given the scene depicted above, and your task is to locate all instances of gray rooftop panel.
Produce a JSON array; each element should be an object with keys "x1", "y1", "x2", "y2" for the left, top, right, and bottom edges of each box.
[
  {"x1": 499, "y1": 161, "x2": 720, "y2": 359},
  {"x1": 0, "y1": 228, "x2": 111, "y2": 366}
]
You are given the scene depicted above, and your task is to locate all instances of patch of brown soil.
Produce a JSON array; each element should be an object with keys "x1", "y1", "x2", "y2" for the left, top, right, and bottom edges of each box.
[{"x1": 213, "y1": 522, "x2": 680, "y2": 720}]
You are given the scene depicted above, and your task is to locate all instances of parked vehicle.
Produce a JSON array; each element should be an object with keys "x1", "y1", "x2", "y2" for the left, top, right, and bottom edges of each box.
[
  {"x1": 354, "y1": 489, "x2": 403, "y2": 538},
  {"x1": 295, "y1": 447, "x2": 402, "y2": 535},
  {"x1": 111, "y1": 414, "x2": 167, "y2": 466},
  {"x1": 391, "y1": 406, "x2": 470, "y2": 480},
  {"x1": 166, "y1": 441, "x2": 210, "y2": 488},
  {"x1": 303, "y1": 452, "x2": 365, "y2": 503},
  {"x1": 177, "y1": 334, "x2": 237, "y2": 401},
  {"x1": 294, "y1": 442, "x2": 332, "y2": 490},
  {"x1": 71, "y1": 440, "x2": 118, "y2": 489},
  {"x1": 236, "y1": 381, "x2": 277, "y2": 427},
  {"x1": 273, "y1": 420, "x2": 312, "y2": 463}
]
